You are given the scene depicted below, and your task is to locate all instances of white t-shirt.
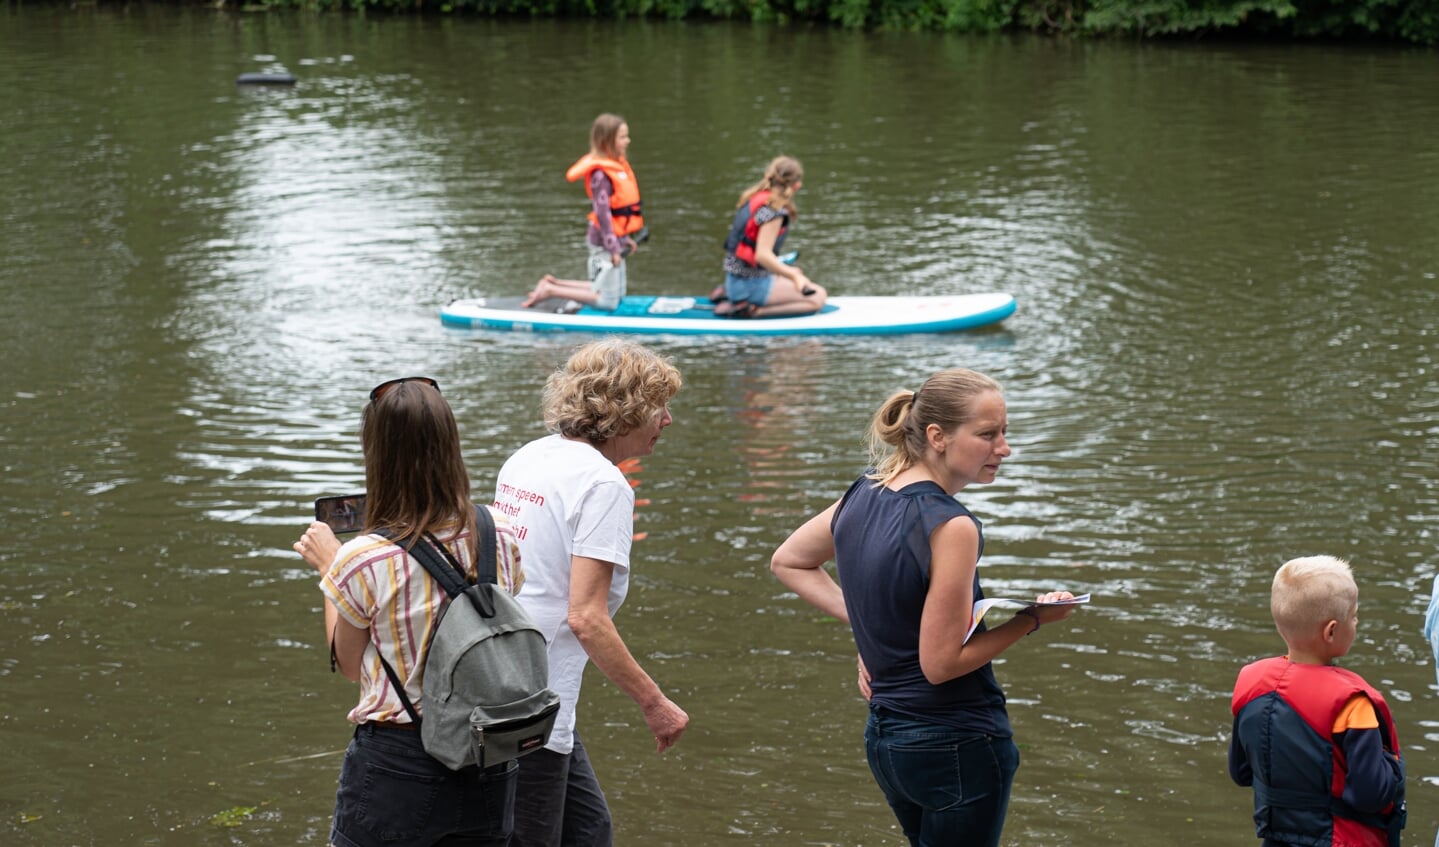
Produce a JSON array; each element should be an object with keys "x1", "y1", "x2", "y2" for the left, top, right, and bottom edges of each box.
[{"x1": 493, "y1": 434, "x2": 634, "y2": 754}]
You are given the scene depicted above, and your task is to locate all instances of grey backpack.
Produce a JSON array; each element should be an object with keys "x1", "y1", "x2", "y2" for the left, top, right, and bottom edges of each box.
[{"x1": 378, "y1": 506, "x2": 560, "y2": 770}]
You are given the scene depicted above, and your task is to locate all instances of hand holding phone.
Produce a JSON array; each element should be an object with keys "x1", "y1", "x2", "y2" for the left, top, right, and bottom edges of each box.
[
  {"x1": 315, "y1": 493, "x2": 367, "y2": 534},
  {"x1": 295, "y1": 522, "x2": 343, "y2": 574}
]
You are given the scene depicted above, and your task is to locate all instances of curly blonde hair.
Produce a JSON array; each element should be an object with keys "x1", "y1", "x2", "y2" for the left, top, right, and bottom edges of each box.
[{"x1": 543, "y1": 339, "x2": 682, "y2": 444}]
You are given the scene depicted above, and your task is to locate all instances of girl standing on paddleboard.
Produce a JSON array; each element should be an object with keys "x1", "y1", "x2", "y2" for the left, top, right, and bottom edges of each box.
[{"x1": 522, "y1": 113, "x2": 645, "y2": 312}]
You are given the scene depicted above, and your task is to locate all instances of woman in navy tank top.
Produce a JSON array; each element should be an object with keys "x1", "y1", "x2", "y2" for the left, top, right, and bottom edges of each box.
[{"x1": 772, "y1": 368, "x2": 1081, "y2": 847}]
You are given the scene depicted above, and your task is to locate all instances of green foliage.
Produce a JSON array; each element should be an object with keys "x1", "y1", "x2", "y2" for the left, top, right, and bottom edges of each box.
[
  {"x1": 1011, "y1": 0, "x2": 1079, "y2": 29},
  {"x1": 1012, "y1": 0, "x2": 1436, "y2": 40},
  {"x1": 233, "y1": 0, "x2": 1439, "y2": 42},
  {"x1": 860, "y1": 0, "x2": 1018, "y2": 31},
  {"x1": 1079, "y1": 0, "x2": 1298, "y2": 35},
  {"x1": 1278, "y1": 0, "x2": 1439, "y2": 41}
]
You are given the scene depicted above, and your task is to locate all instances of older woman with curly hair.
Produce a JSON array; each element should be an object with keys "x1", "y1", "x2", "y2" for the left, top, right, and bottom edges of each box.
[{"x1": 492, "y1": 339, "x2": 688, "y2": 847}]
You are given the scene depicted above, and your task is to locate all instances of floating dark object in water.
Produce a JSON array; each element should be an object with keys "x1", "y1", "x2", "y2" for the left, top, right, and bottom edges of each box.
[{"x1": 236, "y1": 72, "x2": 296, "y2": 85}]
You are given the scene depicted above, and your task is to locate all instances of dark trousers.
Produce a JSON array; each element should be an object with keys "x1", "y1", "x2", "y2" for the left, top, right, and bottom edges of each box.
[
  {"x1": 509, "y1": 735, "x2": 613, "y2": 847},
  {"x1": 330, "y1": 722, "x2": 516, "y2": 847},
  {"x1": 864, "y1": 708, "x2": 1020, "y2": 847}
]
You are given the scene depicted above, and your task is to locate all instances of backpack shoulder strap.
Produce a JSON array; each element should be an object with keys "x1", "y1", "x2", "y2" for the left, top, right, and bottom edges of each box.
[
  {"x1": 407, "y1": 536, "x2": 470, "y2": 600},
  {"x1": 377, "y1": 653, "x2": 423, "y2": 726},
  {"x1": 473, "y1": 504, "x2": 497, "y2": 586},
  {"x1": 366, "y1": 531, "x2": 444, "y2": 726},
  {"x1": 370, "y1": 505, "x2": 499, "y2": 727},
  {"x1": 413, "y1": 505, "x2": 498, "y2": 593}
]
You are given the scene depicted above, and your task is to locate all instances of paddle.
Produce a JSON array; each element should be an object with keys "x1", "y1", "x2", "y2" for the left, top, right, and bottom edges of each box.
[{"x1": 620, "y1": 227, "x2": 651, "y2": 257}]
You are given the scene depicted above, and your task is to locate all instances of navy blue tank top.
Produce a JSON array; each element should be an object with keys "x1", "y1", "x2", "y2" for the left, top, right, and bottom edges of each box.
[{"x1": 832, "y1": 476, "x2": 1011, "y2": 736}]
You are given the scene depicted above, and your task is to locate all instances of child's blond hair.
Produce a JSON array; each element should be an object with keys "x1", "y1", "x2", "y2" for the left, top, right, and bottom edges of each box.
[
  {"x1": 589, "y1": 113, "x2": 627, "y2": 160},
  {"x1": 736, "y1": 156, "x2": 804, "y2": 218},
  {"x1": 1270, "y1": 555, "x2": 1358, "y2": 643}
]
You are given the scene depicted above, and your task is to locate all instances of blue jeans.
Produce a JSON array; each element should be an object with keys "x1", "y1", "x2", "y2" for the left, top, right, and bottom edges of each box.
[
  {"x1": 509, "y1": 735, "x2": 613, "y2": 847},
  {"x1": 864, "y1": 708, "x2": 1020, "y2": 847},
  {"x1": 330, "y1": 723, "x2": 516, "y2": 847},
  {"x1": 724, "y1": 272, "x2": 774, "y2": 306}
]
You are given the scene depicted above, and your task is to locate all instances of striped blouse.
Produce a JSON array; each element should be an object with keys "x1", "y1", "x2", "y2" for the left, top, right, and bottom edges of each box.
[{"x1": 320, "y1": 506, "x2": 524, "y2": 725}]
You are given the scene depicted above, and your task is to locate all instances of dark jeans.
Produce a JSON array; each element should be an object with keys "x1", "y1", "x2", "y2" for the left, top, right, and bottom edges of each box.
[
  {"x1": 864, "y1": 708, "x2": 1020, "y2": 847},
  {"x1": 330, "y1": 723, "x2": 516, "y2": 847},
  {"x1": 509, "y1": 735, "x2": 613, "y2": 847}
]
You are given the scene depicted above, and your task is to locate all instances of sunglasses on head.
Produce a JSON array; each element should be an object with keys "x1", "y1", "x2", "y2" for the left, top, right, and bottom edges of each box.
[{"x1": 369, "y1": 376, "x2": 440, "y2": 403}]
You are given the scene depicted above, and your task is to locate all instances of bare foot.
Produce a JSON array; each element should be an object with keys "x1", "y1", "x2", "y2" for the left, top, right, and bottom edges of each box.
[{"x1": 520, "y1": 275, "x2": 558, "y2": 308}]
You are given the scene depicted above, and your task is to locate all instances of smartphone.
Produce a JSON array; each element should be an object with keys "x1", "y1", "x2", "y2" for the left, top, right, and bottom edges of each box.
[{"x1": 315, "y1": 493, "x2": 367, "y2": 534}]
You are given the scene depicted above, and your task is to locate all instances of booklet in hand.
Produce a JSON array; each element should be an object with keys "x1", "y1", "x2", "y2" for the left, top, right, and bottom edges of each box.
[{"x1": 964, "y1": 594, "x2": 1090, "y2": 644}]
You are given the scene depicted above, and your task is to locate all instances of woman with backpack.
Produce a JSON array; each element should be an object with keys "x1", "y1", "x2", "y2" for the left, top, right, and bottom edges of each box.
[{"x1": 294, "y1": 376, "x2": 525, "y2": 847}]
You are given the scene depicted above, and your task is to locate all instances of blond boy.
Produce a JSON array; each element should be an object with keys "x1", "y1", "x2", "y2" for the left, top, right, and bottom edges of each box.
[{"x1": 1228, "y1": 556, "x2": 1405, "y2": 847}]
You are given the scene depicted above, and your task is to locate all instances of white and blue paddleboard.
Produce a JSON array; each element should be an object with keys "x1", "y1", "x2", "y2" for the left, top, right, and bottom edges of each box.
[{"x1": 440, "y1": 293, "x2": 1016, "y2": 336}]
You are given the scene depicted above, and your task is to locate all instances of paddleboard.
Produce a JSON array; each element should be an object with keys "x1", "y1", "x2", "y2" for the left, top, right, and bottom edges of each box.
[{"x1": 440, "y1": 293, "x2": 1016, "y2": 336}]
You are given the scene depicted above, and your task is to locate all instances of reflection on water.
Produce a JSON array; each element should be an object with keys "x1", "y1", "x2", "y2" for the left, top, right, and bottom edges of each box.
[{"x1": 2, "y1": 8, "x2": 1438, "y2": 846}]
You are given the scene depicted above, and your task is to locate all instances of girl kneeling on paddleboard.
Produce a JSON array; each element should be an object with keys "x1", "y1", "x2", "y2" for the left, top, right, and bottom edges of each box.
[{"x1": 715, "y1": 155, "x2": 826, "y2": 319}]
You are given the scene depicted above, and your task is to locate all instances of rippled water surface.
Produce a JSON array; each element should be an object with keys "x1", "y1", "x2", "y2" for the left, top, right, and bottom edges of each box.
[{"x1": 2, "y1": 8, "x2": 1437, "y2": 845}]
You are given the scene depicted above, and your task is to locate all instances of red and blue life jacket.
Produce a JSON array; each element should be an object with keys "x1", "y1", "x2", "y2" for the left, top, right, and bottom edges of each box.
[
  {"x1": 1232, "y1": 658, "x2": 1405, "y2": 847},
  {"x1": 723, "y1": 190, "x2": 788, "y2": 268}
]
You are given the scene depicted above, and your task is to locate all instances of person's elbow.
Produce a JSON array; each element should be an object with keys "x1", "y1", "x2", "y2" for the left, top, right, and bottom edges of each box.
[
  {"x1": 769, "y1": 549, "x2": 789, "y2": 580},
  {"x1": 771, "y1": 543, "x2": 794, "y2": 578},
  {"x1": 1346, "y1": 766, "x2": 1402, "y2": 814},
  {"x1": 1227, "y1": 740, "x2": 1253, "y2": 787},
  {"x1": 918, "y1": 653, "x2": 962, "y2": 686},
  {"x1": 1347, "y1": 787, "x2": 1397, "y2": 815},
  {"x1": 567, "y1": 604, "x2": 610, "y2": 645},
  {"x1": 331, "y1": 647, "x2": 364, "y2": 683},
  {"x1": 329, "y1": 620, "x2": 370, "y2": 683},
  {"x1": 769, "y1": 547, "x2": 807, "y2": 587}
]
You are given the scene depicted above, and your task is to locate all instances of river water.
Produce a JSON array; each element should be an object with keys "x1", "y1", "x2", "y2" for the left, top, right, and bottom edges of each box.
[{"x1": 2, "y1": 7, "x2": 1437, "y2": 846}]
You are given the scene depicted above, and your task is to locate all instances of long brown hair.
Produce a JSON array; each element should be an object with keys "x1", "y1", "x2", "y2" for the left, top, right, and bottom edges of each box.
[
  {"x1": 590, "y1": 113, "x2": 627, "y2": 161},
  {"x1": 736, "y1": 155, "x2": 803, "y2": 219},
  {"x1": 866, "y1": 368, "x2": 1003, "y2": 486},
  {"x1": 361, "y1": 381, "x2": 477, "y2": 559}
]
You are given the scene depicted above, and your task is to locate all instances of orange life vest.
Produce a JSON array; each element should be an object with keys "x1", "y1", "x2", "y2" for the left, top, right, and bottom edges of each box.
[{"x1": 565, "y1": 154, "x2": 644, "y2": 238}]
